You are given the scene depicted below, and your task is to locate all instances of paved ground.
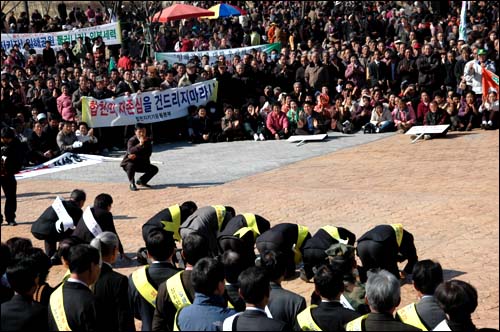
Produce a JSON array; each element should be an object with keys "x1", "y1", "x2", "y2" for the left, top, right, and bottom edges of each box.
[{"x1": 2, "y1": 130, "x2": 498, "y2": 329}]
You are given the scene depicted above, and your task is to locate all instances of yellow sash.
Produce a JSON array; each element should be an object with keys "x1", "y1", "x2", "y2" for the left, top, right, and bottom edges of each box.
[
  {"x1": 242, "y1": 213, "x2": 260, "y2": 238},
  {"x1": 390, "y1": 223, "x2": 404, "y2": 247},
  {"x1": 294, "y1": 224, "x2": 309, "y2": 264},
  {"x1": 345, "y1": 314, "x2": 369, "y2": 331},
  {"x1": 131, "y1": 266, "x2": 157, "y2": 308},
  {"x1": 212, "y1": 205, "x2": 226, "y2": 230},
  {"x1": 297, "y1": 305, "x2": 322, "y2": 331},
  {"x1": 166, "y1": 271, "x2": 192, "y2": 310},
  {"x1": 234, "y1": 227, "x2": 253, "y2": 239},
  {"x1": 61, "y1": 269, "x2": 71, "y2": 283},
  {"x1": 161, "y1": 204, "x2": 182, "y2": 241},
  {"x1": 321, "y1": 225, "x2": 350, "y2": 244},
  {"x1": 49, "y1": 284, "x2": 71, "y2": 331},
  {"x1": 396, "y1": 302, "x2": 428, "y2": 331}
]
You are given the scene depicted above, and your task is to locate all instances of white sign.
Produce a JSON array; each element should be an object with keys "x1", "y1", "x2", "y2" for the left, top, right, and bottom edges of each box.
[
  {"x1": 82, "y1": 79, "x2": 218, "y2": 128},
  {"x1": 287, "y1": 134, "x2": 328, "y2": 142},
  {"x1": 15, "y1": 153, "x2": 117, "y2": 180},
  {"x1": 1, "y1": 22, "x2": 122, "y2": 53},
  {"x1": 405, "y1": 125, "x2": 450, "y2": 135}
]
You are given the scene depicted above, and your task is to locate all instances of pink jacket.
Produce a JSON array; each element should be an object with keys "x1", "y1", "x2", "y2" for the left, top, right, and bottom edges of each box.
[
  {"x1": 57, "y1": 93, "x2": 75, "y2": 121},
  {"x1": 392, "y1": 105, "x2": 416, "y2": 125},
  {"x1": 266, "y1": 111, "x2": 289, "y2": 135}
]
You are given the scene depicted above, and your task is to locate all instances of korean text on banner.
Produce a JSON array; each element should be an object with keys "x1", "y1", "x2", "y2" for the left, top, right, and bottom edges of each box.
[
  {"x1": 1, "y1": 22, "x2": 122, "y2": 53},
  {"x1": 82, "y1": 79, "x2": 218, "y2": 128},
  {"x1": 155, "y1": 43, "x2": 282, "y2": 66}
]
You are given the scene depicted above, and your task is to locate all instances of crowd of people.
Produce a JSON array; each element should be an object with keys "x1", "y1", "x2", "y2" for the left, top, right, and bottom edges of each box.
[
  {"x1": 2, "y1": 195, "x2": 497, "y2": 331},
  {"x1": 1, "y1": 1, "x2": 499, "y2": 331}
]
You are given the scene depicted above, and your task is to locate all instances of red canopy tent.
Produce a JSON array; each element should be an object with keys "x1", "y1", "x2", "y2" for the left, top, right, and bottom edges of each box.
[{"x1": 151, "y1": 4, "x2": 215, "y2": 23}]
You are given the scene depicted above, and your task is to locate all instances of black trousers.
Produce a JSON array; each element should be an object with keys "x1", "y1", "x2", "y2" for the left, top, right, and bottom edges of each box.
[
  {"x1": 122, "y1": 162, "x2": 158, "y2": 184},
  {"x1": 302, "y1": 247, "x2": 327, "y2": 280},
  {"x1": 0, "y1": 175, "x2": 17, "y2": 223},
  {"x1": 356, "y1": 240, "x2": 399, "y2": 283}
]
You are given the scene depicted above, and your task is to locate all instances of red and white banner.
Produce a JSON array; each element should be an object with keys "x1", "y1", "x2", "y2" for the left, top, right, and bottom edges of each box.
[{"x1": 482, "y1": 68, "x2": 499, "y2": 101}]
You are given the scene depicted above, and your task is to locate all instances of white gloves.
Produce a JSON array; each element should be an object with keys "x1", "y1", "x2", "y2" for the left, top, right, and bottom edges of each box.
[{"x1": 72, "y1": 141, "x2": 83, "y2": 148}]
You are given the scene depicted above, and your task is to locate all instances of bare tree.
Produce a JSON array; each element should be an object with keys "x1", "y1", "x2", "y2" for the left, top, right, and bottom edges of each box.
[
  {"x1": 41, "y1": 1, "x2": 53, "y2": 16},
  {"x1": 1, "y1": 1, "x2": 23, "y2": 16},
  {"x1": 127, "y1": 1, "x2": 165, "y2": 58},
  {"x1": 98, "y1": 1, "x2": 123, "y2": 20}
]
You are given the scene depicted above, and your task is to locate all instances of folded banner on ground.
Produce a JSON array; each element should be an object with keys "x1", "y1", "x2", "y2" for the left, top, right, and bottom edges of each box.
[
  {"x1": 82, "y1": 79, "x2": 218, "y2": 128},
  {"x1": 15, "y1": 153, "x2": 118, "y2": 180},
  {"x1": 1, "y1": 22, "x2": 122, "y2": 53},
  {"x1": 482, "y1": 68, "x2": 499, "y2": 101},
  {"x1": 155, "y1": 43, "x2": 281, "y2": 65}
]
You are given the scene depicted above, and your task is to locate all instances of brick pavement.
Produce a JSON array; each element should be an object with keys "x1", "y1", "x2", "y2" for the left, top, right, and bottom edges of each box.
[{"x1": 2, "y1": 130, "x2": 498, "y2": 329}]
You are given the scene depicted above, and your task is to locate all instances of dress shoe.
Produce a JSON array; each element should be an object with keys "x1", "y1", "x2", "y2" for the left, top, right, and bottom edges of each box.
[
  {"x1": 7, "y1": 220, "x2": 17, "y2": 226},
  {"x1": 129, "y1": 183, "x2": 138, "y2": 191},
  {"x1": 136, "y1": 179, "x2": 152, "y2": 188}
]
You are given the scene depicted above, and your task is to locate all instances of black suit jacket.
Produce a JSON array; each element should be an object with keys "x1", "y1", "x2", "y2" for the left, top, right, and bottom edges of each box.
[
  {"x1": 233, "y1": 309, "x2": 288, "y2": 331},
  {"x1": 48, "y1": 281, "x2": 100, "y2": 331},
  {"x1": 1, "y1": 294, "x2": 48, "y2": 331},
  {"x1": 120, "y1": 135, "x2": 153, "y2": 168},
  {"x1": 268, "y1": 282, "x2": 306, "y2": 331},
  {"x1": 142, "y1": 207, "x2": 175, "y2": 242},
  {"x1": 129, "y1": 262, "x2": 179, "y2": 331},
  {"x1": 72, "y1": 207, "x2": 124, "y2": 254},
  {"x1": 365, "y1": 312, "x2": 422, "y2": 331},
  {"x1": 152, "y1": 270, "x2": 195, "y2": 331},
  {"x1": 415, "y1": 296, "x2": 446, "y2": 330},
  {"x1": 94, "y1": 263, "x2": 135, "y2": 332},
  {"x1": 31, "y1": 200, "x2": 82, "y2": 241},
  {"x1": 368, "y1": 61, "x2": 388, "y2": 87},
  {"x1": 310, "y1": 301, "x2": 361, "y2": 331}
]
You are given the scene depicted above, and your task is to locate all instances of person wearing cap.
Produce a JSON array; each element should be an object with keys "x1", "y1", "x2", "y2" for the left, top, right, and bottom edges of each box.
[
  {"x1": 1, "y1": 127, "x2": 23, "y2": 226},
  {"x1": 464, "y1": 48, "x2": 496, "y2": 102},
  {"x1": 178, "y1": 62, "x2": 199, "y2": 88}
]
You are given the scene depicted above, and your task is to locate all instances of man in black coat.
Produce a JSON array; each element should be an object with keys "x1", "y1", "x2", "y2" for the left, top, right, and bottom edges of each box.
[
  {"x1": 31, "y1": 189, "x2": 86, "y2": 261},
  {"x1": 48, "y1": 244, "x2": 102, "y2": 331},
  {"x1": 297, "y1": 265, "x2": 360, "y2": 331},
  {"x1": 1, "y1": 127, "x2": 23, "y2": 226},
  {"x1": 72, "y1": 193, "x2": 125, "y2": 256},
  {"x1": 129, "y1": 230, "x2": 179, "y2": 331},
  {"x1": 218, "y1": 213, "x2": 270, "y2": 268},
  {"x1": 356, "y1": 224, "x2": 418, "y2": 283},
  {"x1": 142, "y1": 201, "x2": 198, "y2": 242},
  {"x1": 223, "y1": 266, "x2": 288, "y2": 331},
  {"x1": 121, "y1": 122, "x2": 158, "y2": 191},
  {"x1": 301, "y1": 225, "x2": 356, "y2": 281},
  {"x1": 345, "y1": 269, "x2": 421, "y2": 331},
  {"x1": 1, "y1": 258, "x2": 48, "y2": 331},
  {"x1": 256, "y1": 223, "x2": 311, "y2": 279}
]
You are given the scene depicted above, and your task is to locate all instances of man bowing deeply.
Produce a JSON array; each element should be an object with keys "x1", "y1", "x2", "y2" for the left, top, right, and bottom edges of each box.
[{"x1": 121, "y1": 123, "x2": 158, "y2": 191}]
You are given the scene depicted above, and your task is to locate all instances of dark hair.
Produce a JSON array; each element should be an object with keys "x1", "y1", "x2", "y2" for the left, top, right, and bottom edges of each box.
[
  {"x1": 135, "y1": 122, "x2": 146, "y2": 130},
  {"x1": 0, "y1": 242, "x2": 12, "y2": 276},
  {"x1": 68, "y1": 244, "x2": 100, "y2": 274},
  {"x1": 58, "y1": 236, "x2": 84, "y2": 263},
  {"x1": 412, "y1": 260, "x2": 443, "y2": 295},
  {"x1": 180, "y1": 201, "x2": 198, "y2": 222},
  {"x1": 238, "y1": 266, "x2": 269, "y2": 305},
  {"x1": 26, "y1": 247, "x2": 52, "y2": 284},
  {"x1": 182, "y1": 233, "x2": 209, "y2": 266},
  {"x1": 94, "y1": 193, "x2": 113, "y2": 209},
  {"x1": 1, "y1": 127, "x2": 15, "y2": 139},
  {"x1": 314, "y1": 265, "x2": 344, "y2": 300},
  {"x1": 146, "y1": 230, "x2": 175, "y2": 261},
  {"x1": 222, "y1": 250, "x2": 245, "y2": 284},
  {"x1": 6, "y1": 258, "x2": 38, "y2": 294},
  {"x1": 259, "y1": 250, "x2": 286, "y2": 281},
  {"x1": 435, "y1": 280, "x2": 478, "y2": 319},
  {"x1": 6, "y1": 237, "x2": 33, "y2": 259},
  {"x1": 191, "y1": 257, "x2": 225, "y2": 295},
  {"x1": 78, "y1": 122, "x2": 89, "y2": 130},
  {"x1": 70, "y1": 189, "x2": 86, "y2": 203}
]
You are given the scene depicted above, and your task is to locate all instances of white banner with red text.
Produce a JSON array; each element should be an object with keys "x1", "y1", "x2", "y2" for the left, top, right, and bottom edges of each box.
[{"x1": 81, "y1": 79, "x2": 218, "y2": 128}]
